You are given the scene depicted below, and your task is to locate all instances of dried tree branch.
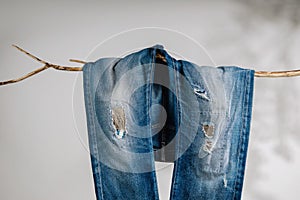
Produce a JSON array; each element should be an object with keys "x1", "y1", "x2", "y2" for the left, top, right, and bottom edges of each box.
[
  {"x1": 69, "y1": 59, "x2": 87, "y2": 64},
  {"x1": 0, "y1": 45, "x2": 82, "y2": 86},
  {"x1": 0, "y1": 65, "x2": 49, "y2": 85},
  {"x1": 12, "y1": 45, "x2": 49, "y2": 65},
  {"x1": 1, "y1": 45, "x2": 300, "y2": 86},
  {"x1": 255, "y1": 70, "x2": 300, "y2": 77}
]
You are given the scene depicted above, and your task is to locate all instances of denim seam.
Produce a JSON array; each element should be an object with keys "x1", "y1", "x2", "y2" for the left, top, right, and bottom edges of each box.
[
  {"x1": 232, "y1": 70, "x2": 252, "y2": 200},
  {"x1": 232, "y1": 72, "x2": 247, "y2": 200},
  {"x1": 170, "y1": 55, "x2": 180, "y2": 200},
  {"x1": 150, "y1": 48, "x2": 160, "y2": 200},
  {"x1": 218, "y1": 121, "x2": 227, "y2": 172},
  {"x1": 86, "y1": 65, "x2": 104, "y2": 200},
  {"x1": 239, "y1": 70, "x2": 254, "y2": 199}
]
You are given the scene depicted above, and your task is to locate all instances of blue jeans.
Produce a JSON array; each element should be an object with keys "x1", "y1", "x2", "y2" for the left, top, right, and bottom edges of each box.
[{"x1": 83, "y1": 44, "x2": 255, "y2": 200}]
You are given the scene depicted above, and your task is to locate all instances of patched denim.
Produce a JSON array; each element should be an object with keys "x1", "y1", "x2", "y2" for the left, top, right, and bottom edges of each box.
[{"x1": 83, "y1": 44, "x2": 255, "y2": 200}]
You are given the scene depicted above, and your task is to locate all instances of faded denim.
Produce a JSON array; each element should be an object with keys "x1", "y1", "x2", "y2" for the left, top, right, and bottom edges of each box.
[{"x1": 83, "y1": 44, "x2": 255, "y2": 200}]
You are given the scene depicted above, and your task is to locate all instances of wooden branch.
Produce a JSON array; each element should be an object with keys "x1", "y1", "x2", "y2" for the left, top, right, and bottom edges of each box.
[
  {"x1": 0, "y1": 45, "x2": 83, "y2": 86},
  {"x1": 69, "y1": 59, "x2": 87, "y2": 64},
  {"x1": 1, "y1": 45, "x2": 300, "y2": 86},
  {"x1": 0, "y1": 65, "x2": 49, "y2": 85},
  {"x1": 255, "y1": 70, "x2": 300, "y2": 77}
]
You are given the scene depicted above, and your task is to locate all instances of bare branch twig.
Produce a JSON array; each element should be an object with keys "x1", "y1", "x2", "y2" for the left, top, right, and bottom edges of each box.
[
  {"x1": 69, "y1": 59, "x2": 87, "y2": 64},
  {"x1": 0, "y1": 45, "x2": 83, "y2": 86},
  {"x1": 12, "y1": 45, "x2": 49, "y2": 65},
  {"x1": 0, "y1": 65, "x2": 48, "y2": 85},
  {"x1": 255, "y1": 70, "x2": 300, "y2": 77},
  {"x1": 1, "y1": 45, "x2": 300, "y2": 86}
]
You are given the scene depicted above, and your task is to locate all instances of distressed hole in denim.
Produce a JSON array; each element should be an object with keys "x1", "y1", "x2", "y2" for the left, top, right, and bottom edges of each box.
[
  {"x1": 202, "y1": 124, "x2": 214, "y2": 138},
  {"x1": 203, "y1": 140, "x2": 213, "y2": 153},
  {"x1": 199, "y1": 139, "x2": 213, "y2": 158},
  {"x1": 193, "y1": 88, "x2": 210, "y2": 101},
  {"x1": 111, "y1": 106, "x2": 126, "y2": 139}
]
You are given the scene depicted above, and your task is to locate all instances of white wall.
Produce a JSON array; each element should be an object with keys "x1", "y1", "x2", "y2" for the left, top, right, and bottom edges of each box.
[{"x1": 1, "y1": 0, "x2": 300, "y2": 199}]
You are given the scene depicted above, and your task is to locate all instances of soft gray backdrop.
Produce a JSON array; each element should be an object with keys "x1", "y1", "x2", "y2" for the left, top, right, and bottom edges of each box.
[{"x1": 1, "y1": 0, "x2": 300, "y2": 199}]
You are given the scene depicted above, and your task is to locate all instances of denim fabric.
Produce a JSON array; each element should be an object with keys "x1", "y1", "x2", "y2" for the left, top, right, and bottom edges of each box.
[{"x1": 83, "y1": 44, "x2": 255, "y2": 200}]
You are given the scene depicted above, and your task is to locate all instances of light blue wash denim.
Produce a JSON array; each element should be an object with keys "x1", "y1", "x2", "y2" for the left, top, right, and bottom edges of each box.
[{"x1": 83, "y1": 44, "x2": 255, "y2": 200}]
